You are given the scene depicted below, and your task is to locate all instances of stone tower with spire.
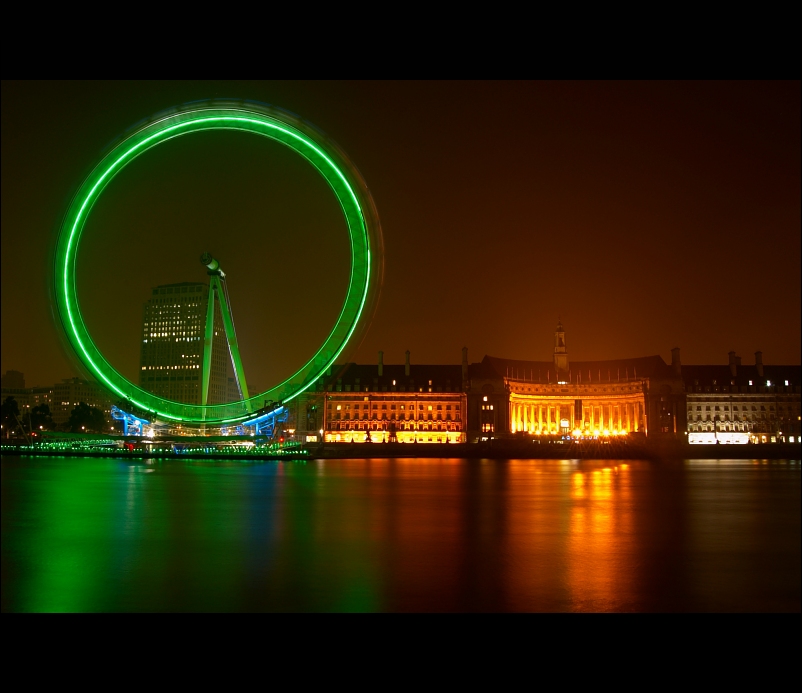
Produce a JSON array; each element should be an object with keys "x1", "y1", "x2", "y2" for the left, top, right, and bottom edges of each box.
[{"x1": 553, "y1": 319, "x2": 568, "y2": 374}]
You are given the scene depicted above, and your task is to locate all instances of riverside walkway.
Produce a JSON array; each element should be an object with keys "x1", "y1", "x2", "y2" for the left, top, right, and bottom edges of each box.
[{"x1": 2, "y1": 438, "x2": 799, "y2": 461}]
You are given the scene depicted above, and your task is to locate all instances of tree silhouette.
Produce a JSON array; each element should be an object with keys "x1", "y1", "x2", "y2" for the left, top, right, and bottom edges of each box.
[
  {"x1": 2, "y1": 396, "x2": 21, "y2": 438},
  {"x1": 31, "y1": 404, "x2": 55, "y2": 432},
  {"x1": 68, "y1": 402, "x2": 107, "y2": 433}
]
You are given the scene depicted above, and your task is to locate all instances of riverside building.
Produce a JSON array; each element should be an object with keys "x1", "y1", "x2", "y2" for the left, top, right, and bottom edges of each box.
[
  {"x1": 681, "y1": 352, "x2": 801, "y2": 444},
  {"x1": 1, "y1": 371, "x2": 54, "y2": 422},
  {"x1": 1, "y1": 371, "x2": 51, "y2": 410},
  {"x1": 2, "y1": 372, "x2": 114, "y2": 426},
  {"x1": 239, "y1": 322, "x2": 802, "y2": 447},
  {"x1": 307, "y1": 352, "x2": 467, "y2": 443},
  {"x1": 51, "y1": 378, "x2": 114, "y2": 425},
  {"x1": 464, "y1": 322, "x2": 685, "y2": 442}
]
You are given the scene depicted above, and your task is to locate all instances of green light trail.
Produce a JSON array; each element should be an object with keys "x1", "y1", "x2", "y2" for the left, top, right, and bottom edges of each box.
[{"x1": 54, "y1": 102, "x2": 382, "y2": 425}]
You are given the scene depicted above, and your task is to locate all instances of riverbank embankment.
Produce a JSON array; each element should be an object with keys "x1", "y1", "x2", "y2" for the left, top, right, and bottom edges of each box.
[{"x1": 2, "y1": 441, "x2": 799, "y2": 461}]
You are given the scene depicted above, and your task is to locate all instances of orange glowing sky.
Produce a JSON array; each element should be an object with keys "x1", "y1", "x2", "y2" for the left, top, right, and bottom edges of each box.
[{"x1": 1, "y1": 81, "x2": 799, "y2": 389}]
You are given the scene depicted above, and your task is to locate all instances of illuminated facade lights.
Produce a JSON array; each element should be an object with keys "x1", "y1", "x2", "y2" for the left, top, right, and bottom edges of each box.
[
  {"x1": 465, "y1": 323, "x2": 683, "y2": 440},
  {"x1": 682, "y1": 353, "x2": 800, "y2": 444},
  {"x1": 295, "y1": 359, "x2": 467, "y2": 444},
  {"x1": 466, "y1": 330, "x2": 800, "y2": 444},
  {"x1": 139, "y1": 282, "x2": 229, "y2": 405}
]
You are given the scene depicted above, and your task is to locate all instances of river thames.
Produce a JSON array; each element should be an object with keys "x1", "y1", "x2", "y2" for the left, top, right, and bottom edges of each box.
[{"x1": 2, "y1": 455, "x2": 799, "y2": 612}]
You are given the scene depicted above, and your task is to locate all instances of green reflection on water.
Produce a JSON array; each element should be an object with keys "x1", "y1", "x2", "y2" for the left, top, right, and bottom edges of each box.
[
  {"x1": 7, "y1": 456, "x2": 129, "y2": 612},
  {"x1": 2, "y1": 455, "x2": 799, "y2": 612},
  {"x1": 2, "y1": 456, "x2": 381, "y2": 612}
]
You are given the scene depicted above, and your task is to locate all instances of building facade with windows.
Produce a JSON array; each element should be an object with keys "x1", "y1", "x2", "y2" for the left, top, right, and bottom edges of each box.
[
  {"x1": 3, "y1": 372, "x2": 114, "y2": 427},
  {"x1": 301, "y1": 352, "x2": 467, "y2": 443},
  {"x1": 2, "y1": 372, "x2": 51, "y2": 409},
  {"x1": 1, "y1": 375, "x2": 54, "y2": 423},
  {"x1": 139, "y1": 282, "x2": 229, "y2": 405},
  {"x1": 51, "y1": 378, "x2": 115, "y2": 425},
  {"x1": 464, "y1": 322, "x2": 685, "y2": 442},
  {"x1": 681, "y1": 352, "x2": 801, "y2": 443},
  {"x1": 251, "y1": 323, "x2": 800, "y2": 447}
]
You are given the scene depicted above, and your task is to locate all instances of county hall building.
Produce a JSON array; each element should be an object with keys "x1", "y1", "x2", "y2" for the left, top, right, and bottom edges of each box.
[
  {"x1": 463, "y1": 321, "x2": 686, "y2": 441},
  {"x1": 297, "y1": 321, "x2": 801, "y2": 445}
]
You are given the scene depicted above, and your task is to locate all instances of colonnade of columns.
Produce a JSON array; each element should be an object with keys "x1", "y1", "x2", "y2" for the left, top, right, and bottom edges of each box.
[{"x1": 509, "y1": 399, "x2": 643, "y2": 434}]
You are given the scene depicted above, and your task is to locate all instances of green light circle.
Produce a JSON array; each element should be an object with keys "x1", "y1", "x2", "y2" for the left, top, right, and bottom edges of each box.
[{"x1": 54, "y1": 101, "x2": 382, "y2": 425}]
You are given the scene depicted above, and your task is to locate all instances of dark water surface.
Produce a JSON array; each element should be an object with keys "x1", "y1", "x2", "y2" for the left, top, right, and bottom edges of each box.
[{"x1": 2, "y1": 455, "x2": 799, "y2": 612}]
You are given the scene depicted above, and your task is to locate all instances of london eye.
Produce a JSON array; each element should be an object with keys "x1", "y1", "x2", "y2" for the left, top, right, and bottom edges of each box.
[{"x1": 52, "y1": 100, "x2": 383, "y2": 427}]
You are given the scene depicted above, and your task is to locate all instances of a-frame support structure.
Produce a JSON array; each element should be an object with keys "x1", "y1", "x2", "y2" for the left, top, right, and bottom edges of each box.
[{"x1": 200, "y1": 253, "x2": 250, "y2": 412}]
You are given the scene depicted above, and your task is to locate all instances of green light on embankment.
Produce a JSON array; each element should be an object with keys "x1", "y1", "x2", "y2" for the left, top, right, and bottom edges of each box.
[{"x1": 54, "y1": 103, "x2": 381, "y2": 425}]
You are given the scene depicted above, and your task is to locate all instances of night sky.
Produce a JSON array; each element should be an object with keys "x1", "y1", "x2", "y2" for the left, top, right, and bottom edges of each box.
[{"x1": 2, "y1": 81, "x2": 799, "y2": 393}]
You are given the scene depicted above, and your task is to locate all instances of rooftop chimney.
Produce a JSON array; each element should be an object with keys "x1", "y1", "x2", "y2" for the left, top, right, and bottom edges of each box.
[
  {"x1": 378, "y1": 350, "x2": 384, "y2": 377},
  {"x1": 462, "y1": 347, "x2": 468, "y2": 381},
  {"x1": 728, "y1": 351, "x2": 737, "y2": 377},
  {"x1": 755, "y1": 351, "x2": 763, "y2": 378},
  {"x1": 671, "y1": 347, "x2": 681, "y2": 376},
  {"x1": 405, "y1": 350, "x2": 410, "y2": 377}
]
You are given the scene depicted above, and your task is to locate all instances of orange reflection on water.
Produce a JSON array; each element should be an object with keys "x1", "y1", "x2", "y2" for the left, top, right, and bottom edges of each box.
[
  {"x1": 5, "y1": 456, "x2": 797, "y2": 612},
  {"x1": 331, "y1": 457, "x2": 472, "y2": 611},
  {"x1": 565, "y1": 461, "x2": 634, "y2": 611},
  {"x1": 572, "y1": 471, "x2": 585, "y2": 499},
  {"x1": 499, "y1": 459, "x2": 638, "y2": 611}
]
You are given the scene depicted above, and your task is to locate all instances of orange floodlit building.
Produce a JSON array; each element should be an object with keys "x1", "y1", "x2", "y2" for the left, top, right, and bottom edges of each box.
[
  {"x1": 463, "y1": 322, "x2": 685, "y2": 441},
  {"x1": 312, "y1": 352, "x2": 467, "y2": 444},
  {"x1": 280, "y1": 323, "x2": 799, "y2": 446}
]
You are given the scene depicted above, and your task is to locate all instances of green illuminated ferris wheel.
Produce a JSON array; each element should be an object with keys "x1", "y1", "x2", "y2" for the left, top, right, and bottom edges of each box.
[{"x1": 53, "y1": 100, "x2": 383, "y2": 426}]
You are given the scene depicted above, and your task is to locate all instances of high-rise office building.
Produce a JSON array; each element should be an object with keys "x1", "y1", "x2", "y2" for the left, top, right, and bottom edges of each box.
[{"x1": 139, "y1": 282, "x2": 230, "y2": 404}]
